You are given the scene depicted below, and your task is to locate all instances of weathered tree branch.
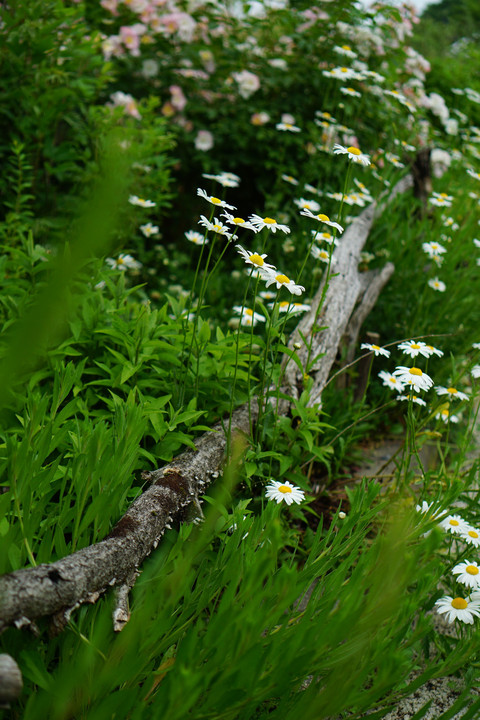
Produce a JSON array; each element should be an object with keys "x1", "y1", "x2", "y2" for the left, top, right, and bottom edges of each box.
[
  {"x1": 0, "y1": 403, "x2": 254, "y2": 635},
  {"x1": 0, "y1": 174, "x2": 413, "y2": 643}
]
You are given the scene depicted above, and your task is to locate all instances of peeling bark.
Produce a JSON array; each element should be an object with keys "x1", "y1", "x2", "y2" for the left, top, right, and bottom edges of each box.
[{"x1": 0, "y1": 403, "x2": 254, "y2": 635}]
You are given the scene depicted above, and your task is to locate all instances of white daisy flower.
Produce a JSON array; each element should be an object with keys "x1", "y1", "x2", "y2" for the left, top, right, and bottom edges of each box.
[
  {"x1": 452, "y1": 561, "x2": 480, "y2": 589},
  {"x1": 202, "y1": 171, "x2": 241, "y2": 188},
  {"x1": 333, "y1": 44, "x2": 357, "y2": 59},
  {"x1": 361, "y1": 343, "x2": 390, "y2": 357},
  {"x1": 429, "y1": 194, "x2": 453, "y2": 208},
  {"x1": 129, "y1": 195, "x2": 156, "y2": 208},
  {"x1": 340, "y1": 86, "x2": 361, "y2": 97},
  {"x1": 393, "y1": 366, "x2": 434, "y2": 393},
  {"x1": 428, "y1": 278, "x2": 446, "y2": 292},
  {"x1": 384, "y1": 89, "x2": 408, "y2": 103},
  {"x1": 461, "y1": 527, "x2": 480, "y2": 547},
  {"x1": 276, "y1": 122, "x2": 301, "y2": 132},
  {"x1": 235, "y1": 245, "x2": 275, "y2": 271},
  {"x1": 313, "y1": 230, "x2": 338, "y2": 246},
  {"x1": 140, "y1": 222, "x2": 159, "y2": 237},
  {"x1": 106, "y1": 253, "x2": 142, "y2": 271},
  {"x1": 397, "y1": 340, "x2": 430, "y2": 358},
  {"x1": 300, "y1": 209, "x2": 344, "y2": 233},
  {"x1": 248, "y1": 215, "x2": 291, "y2": 234},
  {"x1": 422, "y1": 241, "x2": 447, "y2": 256},
  {"x1": 263, "y1": 271, "x2": 305, "y2": 295},
  {"x1": 197, "y1": 188, "x2": 236, "y2": 210},
  {"x1": 311, "y1": 246, "x2": 331, "y2": 263},
  {"x1": 385, "y1": 152, "x2": 405, "y2": 168},
  {"x1": 378, "y1": 370, "x2": 405, "y2": 391},
  {"x1": 435, "y1": 595, "x2": 480, "y2": 624},
  {"x1": 435, "y1": 386, "x2": 469, "y2": 401},
  {"x1": 473, "y1": 342, "x2": 480, "y2": 350},
  {"x1": 467, "y1": 169, "x2": 480, "y2": 181},
  {"x1": 472, "y1": 365, "x2": 480, "y2": 379},
  {"x1": 423, "y1": 344, "x2": 444, "y2": 358},
  {"x1": 439, "y1": 514, "x2": 470, "y2": 534},
  {"x1": 198, "y1": 216, "x2": 233, "y2": 239},
  {"x1": 281, "y1": 174, "x2": 299, "y2": 186},
  {"x1": 333, "y1": 144, "x2": 371, "y2": 166},
  {"x1": 185, "y1": 230, "x2": 208, "y2": 245},
  {"x1": 353, "y1": 178, "x2": 372, "y2": 196},
  {"x1": 232, "y1": 306, "x2": 266, "y2": 327},
  {"x1": 265, "y1": 479, "x2": 305, "y2": 506},
  {"x1": 435, "y1": 407, "x2": 459, "y2": 423},
  {"x1": 294, "y1": 197, "x2": 321, "y2": 213},
  {"x1": 278, "y1": 301, "x2": 311, "y2": 314},
  {"x1": 324, "y1": 66, "x2": 363, "y2": 81},
  {"x1": 222, "y1": 212, "x2": 258, "y2": 232},
  {"x1": 396, "y1": 394, "x2": 427, "y2": 406},
  {"x1": 474, "y1": 239, "x2": 480, "y2": 249}
]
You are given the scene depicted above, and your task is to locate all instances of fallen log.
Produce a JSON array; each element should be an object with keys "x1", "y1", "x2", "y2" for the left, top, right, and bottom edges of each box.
[{"x1": 0, "y1": 174, "x2": 413, "y2": 646}]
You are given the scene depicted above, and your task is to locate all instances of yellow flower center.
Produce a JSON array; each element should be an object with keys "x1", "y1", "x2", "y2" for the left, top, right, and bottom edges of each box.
[
  {"x1": 440, "y1": 193, "x2": 449, "y2": 198},
  {"x1": 447, "y1": 387, "x2": 457, "y2": 394},
  {"x1": 341, "y1": 67, "x2": 348, "y2": 72},
  {"x1": 346, "y1": 87, "x2": 355, "y2": 92},
  {"x1": 249, "y1": 253, "x2": 264, "y2": 266},
  {"x1": 213, "y1": 224, "x2": 222, "y2": 232},
  {"x1": 372, "y1": 345, "x2": 380, "y2": 351},
  {"x1": 117, "y1": 257, "x2": 125, "y2": 264},
  {"x1": 245, "y1": 308, "x2": 253, "y2": 316},
  {"x1": 467, "y1": 565, "x2": 479, "y2": 575},
  {"x1": 233, "y1": 217, "x2": 245, "y2": 224},
  {"x1": 411, "y1": 343, "x2": 421, "y2": 349},
  {"x1": 321, "y1": 233, "x2": 332, "y2": 240},
  {"x1": 468, "y1": 530, "x2": 479, "y2": 539},
  {"x1": 278, "y1": 484, "x2": 292, "y2": 494},
  {"x1": 347, "y1": 146, "x2": 361, "y2": 155},
  {"x1": 450, "y1": 519, "x2": 459, "y2": 526},
  {"x1": 317, "y1": 214, "x2": 330, "y2": 222},
  {"x1": 276, "y1": 274, "x2": 290, "y2": 284},
  {"x1": 441, "y1": 410, "x2": 449, "y2": 417},
  {"x1": 451, "y1": 597, "x2": 468, "y2": 610},
  {"x1": 342, "y1": 45, "x2": 351, "y2": 50},
  {"x1": 211, "y1": 197, "x2": 222, "y2": 204},
  {"x1": 263, "y1": 217, "x2": 277, "y2": 224},
  {"x1": 323, "y1": 112, "x2": 331, "y2": 118},
  {"x1": 391, "y1": 378, "x2": 398, "y2": 383},
  {"x1": 410, "y1": 367, "x2": 423, "y2": 376},
  {"x1": 279, "y1": 301, "x2": 289, "y2": 308}
]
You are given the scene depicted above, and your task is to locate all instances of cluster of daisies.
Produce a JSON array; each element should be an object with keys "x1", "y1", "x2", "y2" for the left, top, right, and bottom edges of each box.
[
  {"x1": 417, "y1": 502, "x2": 480, "y2": 624},
  {"x1": 361, "y1": 338, "x2": 477, "y2": 424}
]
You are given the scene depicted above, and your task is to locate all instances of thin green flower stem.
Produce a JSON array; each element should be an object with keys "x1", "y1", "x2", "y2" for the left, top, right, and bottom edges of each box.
[
  {"x1": 226, "y1": 268, "x2": 254, "y2": 456},
  {"x1": 267, "y1": 311, "x2": 298, "y2": 478},
  {"x1": 247, "y1": 274, "x2": 262, "y2": 435},
  {"x1": 256, "y1": 292, "x2": 279, "y2": 443},
  {"x1": 337, "y1": 161, "x2": 353, "y2": 226},
  {"x1": 304, "y1": 242, "x2": 335, "y2": 374},
  {"x1": 297, "y1": 227, "x2": 320, "y2": 285},
  {"x1": 179, "y1": 232, "x2": 217, "y2": 405},
  {"x1": 310, "y1": 400, "x2": 395, "y2": 460},
  {"x1": 302, "y1": 161, "x2": 352, "y2": 375},
  {"x1": 177, "y1": 206, "x2": 215, "y2": 405}
]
